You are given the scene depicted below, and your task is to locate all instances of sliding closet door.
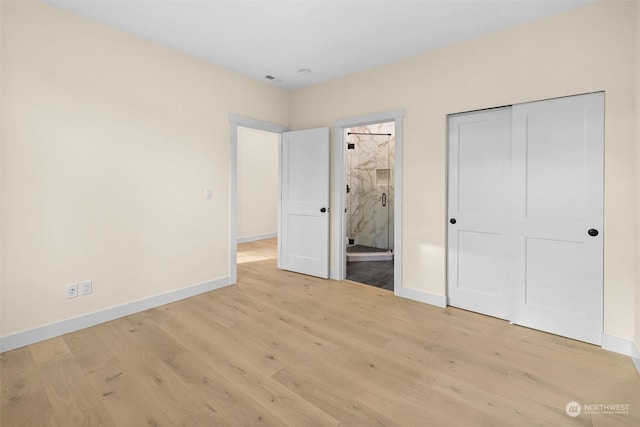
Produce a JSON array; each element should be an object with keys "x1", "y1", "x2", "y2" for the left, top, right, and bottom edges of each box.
[
  {"x1": 447, "y1": 93, "x2": 604, "y2": 344},
  {"x1": 447, "y1": 107, "x2": 512, "y2": 320},
  {"x1": 511, "y1": 93, "x2": 604, "y2": 345}
]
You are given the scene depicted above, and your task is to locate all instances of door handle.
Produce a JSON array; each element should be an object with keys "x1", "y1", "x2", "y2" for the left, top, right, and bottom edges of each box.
[
  {"x1": 382, "y1": 193, "x2": 387, "y2": 207},
  {"x1": 588, "y1": 228, "x2": 599, "y2": 237},
  {"x1": 320, "y1": 207, "x2": 327, "y2": 213},
  {"x1": 450, "y1": 218, "x2": 457, "y2": 224}
]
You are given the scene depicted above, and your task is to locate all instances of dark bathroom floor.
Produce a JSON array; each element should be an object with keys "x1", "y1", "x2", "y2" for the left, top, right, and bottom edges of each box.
[{"x1": 346, "y1": 260, "x2": 394, "y2": 291}]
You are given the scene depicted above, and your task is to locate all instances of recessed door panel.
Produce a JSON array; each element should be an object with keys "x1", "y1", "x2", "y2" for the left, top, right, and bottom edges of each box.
[
  {"x1": 525, "y1": 109, "x2": 586, "y2": 220},
  {"x1": 524, "y1": 237, "x2": 587, "y2": 315},
  {"x1": 458, "y1": 120, "x2": 505, "y2": 215},
  {"x1": 458, "y1": 231, "x2": 505, "y2": 297}
]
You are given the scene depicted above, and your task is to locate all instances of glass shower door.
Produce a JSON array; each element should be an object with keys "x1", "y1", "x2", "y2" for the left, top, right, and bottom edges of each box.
[{"x1": 347, "y1": 133, "x2": 391, "y2": 252}]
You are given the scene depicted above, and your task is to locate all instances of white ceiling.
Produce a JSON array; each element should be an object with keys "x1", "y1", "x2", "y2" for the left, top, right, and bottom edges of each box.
[{"x1": 44, "y1": 0, "x2": 598, "y2": 91}]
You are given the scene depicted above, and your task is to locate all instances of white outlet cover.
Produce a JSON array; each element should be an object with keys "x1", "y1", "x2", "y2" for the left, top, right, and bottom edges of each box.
[
  {"x1": 205, "y1": 189, "x2": 213, "y2": 199},
  {"x1": 66, "y1": 283, "x2": 78, "y2": 299},
  {"x1": 80, "y1": 280, "x2": 92, "y2": 296}
]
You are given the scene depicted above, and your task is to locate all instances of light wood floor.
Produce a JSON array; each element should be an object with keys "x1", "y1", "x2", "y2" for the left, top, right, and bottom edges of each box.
[{"x1": 2, "y1": 238, "x2": 639, "y2": 426}]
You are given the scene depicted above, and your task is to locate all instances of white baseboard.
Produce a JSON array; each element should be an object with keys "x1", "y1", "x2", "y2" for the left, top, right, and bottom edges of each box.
[
  {"x1": 632, "y1": 342, "x2": 640, "y2": 376},
  {"x1": 237, "y1": 233, "x2": 277, "y2": 244},
  {"x1": 601, "y1": 334, "x2": 640, "y2": 375},
  {"x1": 601, "y1": 334, "x2": 635, "y2": 356},
  {"x1": 399, "y1": 287, "x2": 447, "y2": 308},
  {"x1": 602, "y1": 334, "x2": 640, "y2": 374},
  {"x1": 0, "y1": 277, "x2": 231, "y2": 353}
]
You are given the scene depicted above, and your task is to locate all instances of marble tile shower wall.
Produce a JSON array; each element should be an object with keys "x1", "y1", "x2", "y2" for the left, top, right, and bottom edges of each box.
[{"x1": 347, "y1": 122, "x2": 395, "y2": 251}]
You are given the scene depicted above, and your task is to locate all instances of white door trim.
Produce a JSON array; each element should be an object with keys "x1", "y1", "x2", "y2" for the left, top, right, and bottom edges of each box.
[
  {"x1": 229, "y1": 114, "x2": 289, "y2": 284},
  {"x1": 332, "y1": 109, "x2": 404, "y2": 296}
]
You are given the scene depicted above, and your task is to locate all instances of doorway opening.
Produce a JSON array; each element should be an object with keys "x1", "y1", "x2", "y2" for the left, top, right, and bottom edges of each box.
[
  {"x1": 332, "y1": 109, "x2": 403, "y2": 295},
  {"x1": 236, "y1": 126, "x2": 279, "y2": 265},
  {"x1": 345, "y1": 122, "x2": 395, "y2": 291},
  {"x1": 229, "y1": 115, "x2": 289, "y2": 284}
]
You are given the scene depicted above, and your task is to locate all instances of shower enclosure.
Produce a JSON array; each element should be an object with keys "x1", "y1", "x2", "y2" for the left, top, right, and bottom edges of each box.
[{"x1": 346, "y1": 124, "x2": 394, "y2": 262}]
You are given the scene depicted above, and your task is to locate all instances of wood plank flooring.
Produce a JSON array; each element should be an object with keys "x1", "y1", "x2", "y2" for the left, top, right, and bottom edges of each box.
[{"x1": 2, "y1": 238, "x2": 639, "y2": 426}]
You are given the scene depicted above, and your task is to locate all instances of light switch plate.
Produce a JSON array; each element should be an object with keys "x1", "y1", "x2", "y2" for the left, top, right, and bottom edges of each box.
[{"x1": 80, "y1": 280, "x2": 92, "y2": 296}]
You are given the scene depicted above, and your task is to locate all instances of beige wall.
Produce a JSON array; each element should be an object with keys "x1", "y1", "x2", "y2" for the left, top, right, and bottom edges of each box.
[
  {"x1": 237, "y1": 126, "x2": 279, "y2": 240},
  {"x1": 0, "y1": 2, "x2": 289, "y2": 336},
  {"x1": 290, "y1": 0, "x2": 639, "y2": 341}
]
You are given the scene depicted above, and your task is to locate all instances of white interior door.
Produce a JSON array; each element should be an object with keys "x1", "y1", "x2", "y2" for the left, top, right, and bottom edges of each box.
[
  {"x1": 447, "y1": 107, "x2": 512, "y2": 320},
  {"x1": 280, "y1": 127, "x2": 330, "y2": 278},
  {"x1": 511, "y1": 93, "x2": 604, "y2": 345}
]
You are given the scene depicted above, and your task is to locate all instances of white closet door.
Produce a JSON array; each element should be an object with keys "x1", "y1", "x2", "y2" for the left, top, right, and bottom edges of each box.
[
  {"x1": 447, "y1": 107, "x2": 512, "y2": 320},
  {"x1": 511, "y1": 93, "x2": 604, "y2": 345}
]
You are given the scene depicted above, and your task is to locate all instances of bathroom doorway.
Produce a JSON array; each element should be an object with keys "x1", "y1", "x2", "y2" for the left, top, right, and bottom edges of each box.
[{"x1": 345, "y1": 122, "x2": 395, "y2": 291}]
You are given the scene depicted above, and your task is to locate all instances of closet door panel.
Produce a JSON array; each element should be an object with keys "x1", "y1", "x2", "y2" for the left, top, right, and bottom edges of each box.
[
  {"x1": 447, "y1": 107, "x2": 512, "y2": 320},
  {"x1": 511, "y1": 93, "x2": 604, "y2": 345}
]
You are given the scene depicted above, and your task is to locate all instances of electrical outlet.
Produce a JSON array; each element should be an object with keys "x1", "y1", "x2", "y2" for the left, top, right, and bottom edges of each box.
[
  {"x1": 204, "y1": 189, "x2": 213, "y2": 200},
  {"x1": 80, "y1": 280, "x2": 92, "y2": 296},
  {"x1": 66, "y1": 283, "x2": 78, "y2": 299}
]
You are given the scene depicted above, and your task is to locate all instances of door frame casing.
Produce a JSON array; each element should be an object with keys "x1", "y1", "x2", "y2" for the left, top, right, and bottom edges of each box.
[
  {"x1": 229, "y1": 114, "x2": 289, "y2": 284},
  {"x1": 332, "y1": 109, "x2": 404, "y2": 296}
]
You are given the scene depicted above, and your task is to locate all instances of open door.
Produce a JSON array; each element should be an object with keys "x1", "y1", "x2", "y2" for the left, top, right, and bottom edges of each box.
[{"x1": 280, "y1": 127, "x2": 330, "y2": 278}]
